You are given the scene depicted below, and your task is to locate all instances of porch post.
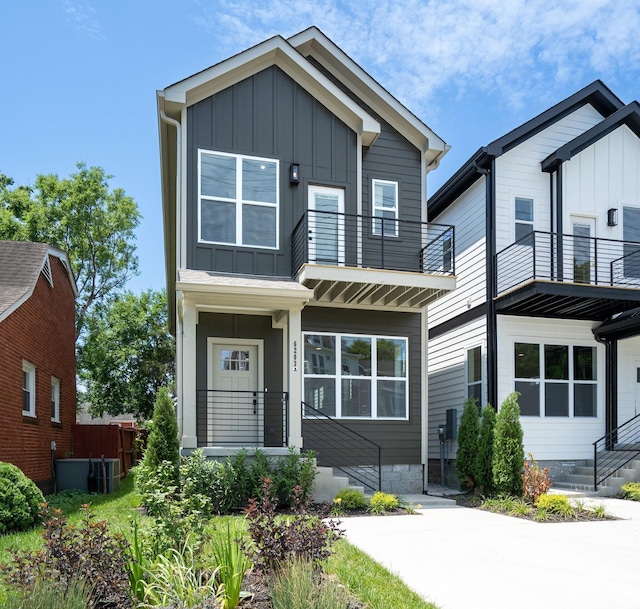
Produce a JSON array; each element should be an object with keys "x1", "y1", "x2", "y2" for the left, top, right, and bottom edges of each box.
[
  {"x1": 181, "y1": 300, "x2": 198, "y2": 449},
  {"x1": 288, "y1": 307, "x2": 303, "y2": 448}
]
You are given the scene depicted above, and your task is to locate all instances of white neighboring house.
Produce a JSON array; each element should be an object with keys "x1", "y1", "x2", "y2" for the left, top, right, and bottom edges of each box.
[{"x1": 427, "y1": 81, "x2": 640, "y2": 491}]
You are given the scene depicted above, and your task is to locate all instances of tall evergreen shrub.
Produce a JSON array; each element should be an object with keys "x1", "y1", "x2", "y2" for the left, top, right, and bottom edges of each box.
[
  {"x1": 143, "y1": 386, "x2": 179, "y2": 470},
  {"x1": 455, "y1": 399, "x2": 480, "y2": 490},
  {"x1": 475, "y1": 405, "x2": 496, "y2": 496},
  {"x1": 492, "y1": 392, "x2": 524, "y2": 497}
]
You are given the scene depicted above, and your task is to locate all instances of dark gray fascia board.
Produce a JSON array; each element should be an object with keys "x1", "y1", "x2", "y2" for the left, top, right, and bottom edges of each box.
[
  {"x1": 593, "y1": 306, "x2": 640, "y2": 341},
  {"x1": 428, "y1": 80, "x2": 624, "y2": 218},
  {"x1": 542, "y1": 101, "x2": 640, "y2": 172},
  {"x1": 428, "y1": 147, "x2": 494, "y2": 218}
]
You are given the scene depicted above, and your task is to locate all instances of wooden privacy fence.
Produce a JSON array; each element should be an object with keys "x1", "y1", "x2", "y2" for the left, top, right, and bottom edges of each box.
[{"x1": 72, "y1": 424, "x2": 145, "y2": 477}]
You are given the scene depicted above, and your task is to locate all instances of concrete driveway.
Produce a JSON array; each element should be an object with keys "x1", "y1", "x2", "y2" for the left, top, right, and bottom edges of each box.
[{"x1": 340, "y1": 496, "x2": 640, "y2": 609}]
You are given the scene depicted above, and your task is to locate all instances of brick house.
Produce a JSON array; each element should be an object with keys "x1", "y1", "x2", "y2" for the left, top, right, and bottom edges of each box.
[{"x1": 0, "y1": 241, "x2": 77, "y2": 494}]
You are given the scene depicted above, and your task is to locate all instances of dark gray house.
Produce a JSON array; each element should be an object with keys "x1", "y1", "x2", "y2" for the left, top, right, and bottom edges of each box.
[{"x1": 158, "y1": 27, "x2": 455, "y2": 494}]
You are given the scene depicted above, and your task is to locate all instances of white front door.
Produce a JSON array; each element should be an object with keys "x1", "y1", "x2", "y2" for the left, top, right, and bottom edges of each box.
[
  {"x1": 308, "y1": 185, "x2": 345, "y2": 265},
  {"x1": 208, "y1": 340, "x2": 262, "y2": 445},
  {"x1": 571, "y1": 216, "x2": 596, "y2": 284}
]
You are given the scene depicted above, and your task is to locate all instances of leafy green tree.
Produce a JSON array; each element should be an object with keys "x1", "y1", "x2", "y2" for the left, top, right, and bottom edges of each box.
[
  {"x1": 455, "y1": 398, "x2": 480, "y2": 490},
  {"x1": 143, "y1": 386, "x2": 180, "y2": 470},
  {"x1": 0, "y1": 164, "x2": 140, "y2": 338},
  {"x1": 475, "y1": 404, "x2": 496, "y2": 496},
  {"x1": 492, "y1": 392, "x2": 525, "y2": 497},
  {"x1": 78, "y1": 289, "x2": 175, "y2": 419}
]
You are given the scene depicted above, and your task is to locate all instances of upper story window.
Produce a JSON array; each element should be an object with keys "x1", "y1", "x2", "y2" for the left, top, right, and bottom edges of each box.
[
  {"x1": 372, "y1": 179, "x2": 398, "y2": 237},
  {"x1": 199, "y1": 150, "x2": 279, "y2": 249},
  {"x1": 514, "y1": 342, "x2": 597, "y2": 417},
  {"x1": 623, "y1": 206, "x2": 640, "y2": 279},
  {"x1": 515, "y1": 197, "x2": 534, "y2": 243},
  {"x1": 466, "y1": 346, "x2": 482, "y2": 407},
  {"x1": 22, "y1": 361, "x2": 36, "y2": 417},
  {"x1": 51, "y1": 377, "x2": 61, "y2": 422}
]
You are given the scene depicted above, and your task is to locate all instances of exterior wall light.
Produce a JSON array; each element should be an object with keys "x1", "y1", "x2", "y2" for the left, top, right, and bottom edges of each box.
[
  {"x1": 607, "y1": 208, "x2": 618, "y2": 227},
  {"x1": 290, "y1": 163, "x2": 300, "y2": 185}
]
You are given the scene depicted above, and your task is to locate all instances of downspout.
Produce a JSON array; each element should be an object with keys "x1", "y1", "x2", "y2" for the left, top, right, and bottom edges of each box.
[
  {"x1": 556, "y1": 163, "x2": 564, "y2": 282},
  {"x1": 159, "y1": 108, "x2": 183, "y2": 438},
  {"x1": 475, "y1": 160, "x2": 497, "y2": 409},
  {"x1": 594, "y1": 332, "x2": 617, "y2": 445}
]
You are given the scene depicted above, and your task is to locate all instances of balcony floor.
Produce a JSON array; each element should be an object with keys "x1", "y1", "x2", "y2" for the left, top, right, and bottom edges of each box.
[{"x1": 495, "y1": 280, "x2": 640, "y2": 320}]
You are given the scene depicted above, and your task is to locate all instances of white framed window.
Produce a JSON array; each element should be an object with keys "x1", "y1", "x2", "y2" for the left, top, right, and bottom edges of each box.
[
  {"x1": 515, "y1": 197, "x2": 534, "y2": 243},
  {"x1": 51, "y1": 377, "x2": 60, "y2": 422},
  {"x1": 22, "y1": 361, "x2": 36, "y2": 417},
  {"x1": 303, "y1": 332, "x2": 408, "y2": 419},
  {"x1": 623, "y1": 206, "x2": 640, "y2": 279},
  {"x1": 198, "y1": 150, "x2": 279, "y2": 249},
  {"x1": 514, "y1": 342, "x2": 597, "y2": 417},
  {"x1": 372, "y1": 179, "x2": 399, "y2": 237},
  {"x1": 466, "y1": 346, "x2": 482, "y2": 407}
]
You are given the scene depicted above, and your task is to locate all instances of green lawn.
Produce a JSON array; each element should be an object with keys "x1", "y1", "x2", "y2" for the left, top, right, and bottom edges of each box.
[{"x1": 0, "y1": 476, "x2": 439, "y2": 608}]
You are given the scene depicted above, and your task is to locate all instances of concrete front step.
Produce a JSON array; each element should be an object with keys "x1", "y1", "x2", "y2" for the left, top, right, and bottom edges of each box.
[{"x1": 313, "y1": 466, "x2": 364, "y2": 502}]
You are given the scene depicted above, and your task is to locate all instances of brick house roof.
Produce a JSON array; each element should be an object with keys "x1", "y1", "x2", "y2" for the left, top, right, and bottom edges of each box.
[{"x1": 0, "y1": 241, "x2": 77, "y2": 321}]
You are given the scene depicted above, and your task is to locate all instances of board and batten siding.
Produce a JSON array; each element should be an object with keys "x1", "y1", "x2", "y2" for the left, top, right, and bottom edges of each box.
[
  {"x1": 563, "y1": 124, "x2": 640, "y2": 238},
  {"x1": 301, "y1": 307, "x2": 422, "y2": 466},
  {"x1": 186, "y1": 65, "x2": 357, "y2": 277},
  {"x1": 428, "y1": 178, "x2": 487, "y2": 327},
  {"x1": 497, "y1": 315, "x2": 605, "y2": 460},
  {"x1": 494, "y1": 104, "x2": 606, "y2": 253},
  {"x1": 427, "y1": 316, "x2": 487, "y2": 460}
]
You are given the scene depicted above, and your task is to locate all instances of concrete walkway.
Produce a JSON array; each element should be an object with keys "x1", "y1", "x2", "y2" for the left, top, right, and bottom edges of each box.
[{"x1": 340, "y1": 494, "x2": 640, "y2": 609}]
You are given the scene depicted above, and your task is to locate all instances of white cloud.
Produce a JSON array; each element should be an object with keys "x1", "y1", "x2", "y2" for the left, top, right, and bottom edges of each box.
[
  {"x1": 59, "y1": 0, "x2": 103, "y2": 39},
  {"x1": 191, "y1": 0, "x2": 640, "y2": 118}
]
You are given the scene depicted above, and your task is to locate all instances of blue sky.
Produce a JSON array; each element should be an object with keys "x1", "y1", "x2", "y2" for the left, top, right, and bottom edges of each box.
[{"x1": 2, "y1": 0, "x2": 640, "y2": 293}]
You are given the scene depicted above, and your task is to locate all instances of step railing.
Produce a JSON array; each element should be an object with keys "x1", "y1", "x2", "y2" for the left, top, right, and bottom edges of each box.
[
  {"x1": 593, "y1": 413, "x2": 640, "y2": 490},
  {"x1": 301, "y1": 401, "x2": 382, "y2": 492}
]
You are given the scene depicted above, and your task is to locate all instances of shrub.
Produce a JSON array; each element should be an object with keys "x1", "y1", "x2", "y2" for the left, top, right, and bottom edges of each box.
[
  {"x1": 0, "y1": 461, "x2": 45, "y2": 535},
  {"x1": 367, "y1": 491, "x2": 399, "y2": 515},
  {"x1": 621, "y1": 482, "x2": 640, "y2": 501},
  {"x1": 241, "y1": 478, "x2": 343, "y2": 573},
  {"x1": 335, "y1": 487, "x2": 367, "y2": 510},
  {"x1": 2, "y1": 504, "x2": 132, "y2": 608},
  {"x1": 475, "y1": 405, "x2": 496, "y2": 496},
  {"x1": 522, "y1": 453, "x2": 552, "y2": 503},
  {"x1": 492, "y1": 392, "x2": 524, "y2": 497},
  {"x1": 3, "y1": 576, "x2": 91, "y2": 609},
  {"x1": 143, "y1": 386, "x2": 179, "y2": 474},
  {"x1": 535, "y1": 493, "x2": 574, "y2": 517},
  {"x1": 274, "y1": 448, "x2": 316, "y2": 505},
  {"x1": 455, "y1": 399, "x2": 480, "y2": 490}
]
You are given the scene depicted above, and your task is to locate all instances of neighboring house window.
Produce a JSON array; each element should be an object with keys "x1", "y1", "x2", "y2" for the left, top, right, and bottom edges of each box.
[
  {"x1": 623, "y1": 206, "x2": 640, "y2": 279},
  {"x1": 442, "y1": 233, "x2": 453, "y2": 273},
  {"x1": 51, "y1": 377, "x2": 60, "y2": 421},
  {"x1": 515, "y1": 197, "x2": 534, "y2": 243},
  {"x1": 372, "y1": 179, "x2": 398, "y2": 237},
  {"x1": 199, "y1": 150, "x2": 279, "y2": 248},
  {"x1": 303, "y1": 332, "x2": 408, "y2": 419},
  {"x1": 466, "y1": 346, "x2": 482, "y2": 407},
  {"x1": 22, "y1": 361, "x2": 36, "y2": 416},
  {"x1": 514, "y1": 342, "x2": 597, "y2": 417}
]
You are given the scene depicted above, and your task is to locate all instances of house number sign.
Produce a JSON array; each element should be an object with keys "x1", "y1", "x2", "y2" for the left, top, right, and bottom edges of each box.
[{"x1": 293, "y1": 340, "x2": 298, "y2": 373}]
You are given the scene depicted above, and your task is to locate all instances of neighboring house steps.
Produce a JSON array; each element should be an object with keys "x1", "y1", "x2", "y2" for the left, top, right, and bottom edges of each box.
[
  {"x1": 313, "y1": 466, "x2": 364, "y2": 503},
  {"x1": 552, "y1": 458, "x2": 640, "y2": 496}
]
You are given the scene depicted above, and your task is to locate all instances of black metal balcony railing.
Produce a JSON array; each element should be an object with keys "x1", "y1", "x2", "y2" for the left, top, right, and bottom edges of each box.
[
  {"x1": 292, "y1": 210, "x2": 455, "y2": 277},
  {"x1": 496, "y1": 231, "x2": 640, "y2": 295},
  {"x1": 196, "y1": 390, "x2": 288, "y2": 447}
]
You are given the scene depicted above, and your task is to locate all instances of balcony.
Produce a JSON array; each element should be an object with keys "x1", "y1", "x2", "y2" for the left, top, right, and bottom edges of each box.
[
  {"x1": 196, "y1": 390, "x2": 288, "y2": 448},
  {"x1": 495, "y1": 231, "x2": 640, "y2": 320},
  {"x1": 292, "y1": 210, "x2": 456, "y2": 311}
]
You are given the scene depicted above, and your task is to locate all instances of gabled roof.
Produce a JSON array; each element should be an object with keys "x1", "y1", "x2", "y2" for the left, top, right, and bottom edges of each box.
[
  {"x1": 542, "y1": 101, "x2": 640, "y2": 172},
  {"x1": 428, "y1": 80, "x2": 625, "y2": 218},
  {"x1": 0, "y1": 241, "x2": 77, "y2": 323}
]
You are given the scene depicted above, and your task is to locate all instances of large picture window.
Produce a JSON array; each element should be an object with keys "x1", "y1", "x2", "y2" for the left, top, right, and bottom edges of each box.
[
  {"x1": 199, "y1": 150, "x2": 279, "y2": 248},
  {"x1": 303, "y1": 332, "x2": 408, "y2": 419},
  {"x1": 514, "y1": 342, "x2": 597, "y2": 417}
]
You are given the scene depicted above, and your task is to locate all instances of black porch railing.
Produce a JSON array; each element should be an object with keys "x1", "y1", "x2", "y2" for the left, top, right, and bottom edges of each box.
[
  {"x1": 292, "y1": 210, "x2": 455, "y2": 277},
  {"x1": 496, "y1": 231, "x2": 640, "y2": 295},
  {"x1": 196, "y1": 390, "x2": 288, "y2": 447},
  {"x1": 301, "y1": 401, "x2": 382, "y2": 492},
  {"x1": 593, "y1": 413, "x2": 640, "y2": 490}
]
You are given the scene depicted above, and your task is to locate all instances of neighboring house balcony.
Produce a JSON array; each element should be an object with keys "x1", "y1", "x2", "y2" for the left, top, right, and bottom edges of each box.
[
  {"x1": 196, "y1": 389, "x2": 289, "y2": 448},
  {"x1": 292, "y1": 209, "x2": 456, "y2": 311},
  {"x1": 495, "y1": 231, "x2": 640, "y2": 320}
]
